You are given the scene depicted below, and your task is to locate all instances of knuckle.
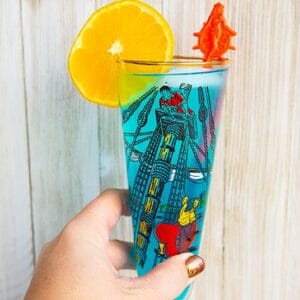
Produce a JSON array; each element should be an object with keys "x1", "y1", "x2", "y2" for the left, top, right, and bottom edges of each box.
[{"x1": 100, "y1": 188, "x2": 118, "y2": 197}]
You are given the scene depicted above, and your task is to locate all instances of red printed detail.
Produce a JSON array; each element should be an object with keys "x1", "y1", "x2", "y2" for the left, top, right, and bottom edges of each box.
[
  {"x1": 155, "y1": 223, "x2": 180, "y2": 256},
  {"x1": 159, "y1": 92, "x2": 193, "y2": 115},
  {"x1": 155, "y1": 222, "x2": 197, "y2": 257},
  {"x1": 193, "y1": 2, "x2": 236, "y2": 62}
]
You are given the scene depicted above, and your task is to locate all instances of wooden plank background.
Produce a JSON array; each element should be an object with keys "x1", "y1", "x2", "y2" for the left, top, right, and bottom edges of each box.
[{"x1": 0, "y1": 0, "x2": 299, "y2": 299}]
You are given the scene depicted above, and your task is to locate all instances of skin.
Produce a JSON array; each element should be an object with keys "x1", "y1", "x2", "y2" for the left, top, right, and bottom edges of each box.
[{"x1": 25, "y1": 189, "x2": 204, "y2": 300}]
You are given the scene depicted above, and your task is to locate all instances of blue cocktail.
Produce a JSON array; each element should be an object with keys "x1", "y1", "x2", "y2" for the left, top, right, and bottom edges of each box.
[{"x1": 121, "y1": 58, "x2": 229, "y2": 299}]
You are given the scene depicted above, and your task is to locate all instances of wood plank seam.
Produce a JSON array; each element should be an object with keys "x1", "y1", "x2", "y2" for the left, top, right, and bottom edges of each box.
[{"x1": 19, "y1": 0, "x2": 37, "y2": 266}]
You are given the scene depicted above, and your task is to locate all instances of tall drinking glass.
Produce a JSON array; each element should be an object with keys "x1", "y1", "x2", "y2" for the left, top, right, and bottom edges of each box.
[{"x1": 120, "y1": 57, "x2": 229, "y2": 299}]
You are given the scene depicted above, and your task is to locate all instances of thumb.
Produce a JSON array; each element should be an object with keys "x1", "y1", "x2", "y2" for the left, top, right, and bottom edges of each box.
[{"x1": 139, "y1": 253, "x2": 205, "y2": 299}]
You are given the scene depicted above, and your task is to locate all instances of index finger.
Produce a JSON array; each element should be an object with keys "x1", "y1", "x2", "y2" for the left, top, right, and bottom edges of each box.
[{"x1": 73, "y1": 189, "x2": 130, "y2": 240}]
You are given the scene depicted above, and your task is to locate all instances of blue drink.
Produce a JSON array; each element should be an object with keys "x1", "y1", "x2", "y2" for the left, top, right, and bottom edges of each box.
[{"x1": 121, "y1": 59, "x2": 229, "y2": 299}]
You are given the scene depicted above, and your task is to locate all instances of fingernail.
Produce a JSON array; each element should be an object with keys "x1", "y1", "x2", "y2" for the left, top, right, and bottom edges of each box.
[{"x1": 185, "y1": 255, "x2": 205, "y2": 278}]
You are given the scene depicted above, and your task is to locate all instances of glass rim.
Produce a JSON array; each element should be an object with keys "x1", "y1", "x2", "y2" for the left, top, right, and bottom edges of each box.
[{"x1": 119, "y1": 55, "x2": 230, "y2": 67}]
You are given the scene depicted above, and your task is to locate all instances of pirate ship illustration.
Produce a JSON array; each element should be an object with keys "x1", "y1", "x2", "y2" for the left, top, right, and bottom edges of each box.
[{"x1": 122, "y1": 82, "x2": 217, "y2": 268}]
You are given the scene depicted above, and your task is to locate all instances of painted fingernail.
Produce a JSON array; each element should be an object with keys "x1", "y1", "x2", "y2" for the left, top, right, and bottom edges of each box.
[{"x1": 185, "y1": 255, "x2": 205, "y2": 278}]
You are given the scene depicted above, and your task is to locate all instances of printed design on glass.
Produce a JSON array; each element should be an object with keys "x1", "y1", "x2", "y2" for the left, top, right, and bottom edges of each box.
[{"x1": 122, "y1": 82, "x2": 221, "y2": 271}]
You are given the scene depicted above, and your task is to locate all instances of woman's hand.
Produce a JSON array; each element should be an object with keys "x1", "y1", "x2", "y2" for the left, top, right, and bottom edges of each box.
[{"x1": 25, "y1": 189, "x2": 205, "y2": 300}]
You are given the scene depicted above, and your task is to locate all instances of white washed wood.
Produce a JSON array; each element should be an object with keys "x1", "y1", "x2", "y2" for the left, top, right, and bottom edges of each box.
[
  {"x1": 21, "y1": 0, "x2": 101, "y2": 256},
  {"x1": 0, "y1": 0, "x2": 299, "y2": 299},
  {"x1": 280, "y1": 5, "x2": 300, "y2": 298},
  {"x1": 0, "y1": 1, "x2": 34, "y2": 299},
  {"x1": 284, "y1": 47, "x2": 300, "y2": 299},
  {"x1": 224, "y1": 1, "x2": 300, "y2": 300}
]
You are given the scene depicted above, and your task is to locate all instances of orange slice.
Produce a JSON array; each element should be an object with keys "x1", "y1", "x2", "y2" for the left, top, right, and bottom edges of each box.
[{"x1": 68, "y1": 0, "x2": 174, "y2": 107}]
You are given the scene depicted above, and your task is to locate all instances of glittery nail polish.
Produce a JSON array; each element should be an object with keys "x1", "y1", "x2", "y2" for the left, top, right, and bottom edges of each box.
[{"x1": 185, "y1": 255, "x2": 205, "y2": 278}]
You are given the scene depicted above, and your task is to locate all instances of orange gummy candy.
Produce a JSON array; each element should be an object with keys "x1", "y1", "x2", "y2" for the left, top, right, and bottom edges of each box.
[{"x1": 193, "y1": 2, "x2": 236, "y2": 62}]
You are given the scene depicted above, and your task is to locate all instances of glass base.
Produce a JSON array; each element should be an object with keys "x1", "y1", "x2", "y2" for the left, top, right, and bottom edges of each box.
[{"x1": 176, "y1": 285, "x2": 192, "y2": 300}]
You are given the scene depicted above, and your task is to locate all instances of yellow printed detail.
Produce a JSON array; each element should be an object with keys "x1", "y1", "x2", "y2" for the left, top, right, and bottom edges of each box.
[
  {"x1": 135, "y1": 254, "x2": 140, "y2": 263},
  {"x1": 144, "y1": 198, "x2": 154, "y2": 213},
  {"x1": 158, "y1": 242, "x2": 165, "y2": 256},
  {"x1": 178, "y1": 197, "x2": 200, "y2": 226},
  {"x1": 140, "y1": 221, "x2": 148, "y2": 235},
  {"x1": 137, "y1": 235, "x2": 144, "y2": 248},
  {"x1": 149, "y1": 178, "x2": 159, "y2": 195},
  {"x1": 159, "y1": 148, "x2": 169, "y2": 159},
  {"x1": 164, "y1": 133, "x2": 171, "y2": 144}
]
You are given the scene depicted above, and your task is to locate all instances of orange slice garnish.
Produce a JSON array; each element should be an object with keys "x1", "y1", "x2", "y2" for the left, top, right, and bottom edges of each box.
[{"x1": 68, "y1": 0, "x2": 174, "y2": 107}]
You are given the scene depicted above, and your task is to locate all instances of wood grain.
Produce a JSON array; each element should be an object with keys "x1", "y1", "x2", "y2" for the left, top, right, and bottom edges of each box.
[
  {"x1": 0, "y1": 0, "x2": 299, "y2": 299},
  {"x1": 280, "y1": 4, "x2": 300, "y2": 298},
  {"x1": 0, "y1": 1, "x2": 34, "y2": 299},
  {"x1": 224, "y1": 1, "x2": 300, "y2": 300},
  {"x1": 21, "y1": 0, "x2": 101, "y2": 255}
]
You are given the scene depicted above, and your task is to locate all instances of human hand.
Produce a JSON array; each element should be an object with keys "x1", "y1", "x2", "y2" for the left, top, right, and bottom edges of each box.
[{"x1": 25, "y1": 189, "x2": 205, "y2": 300}]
